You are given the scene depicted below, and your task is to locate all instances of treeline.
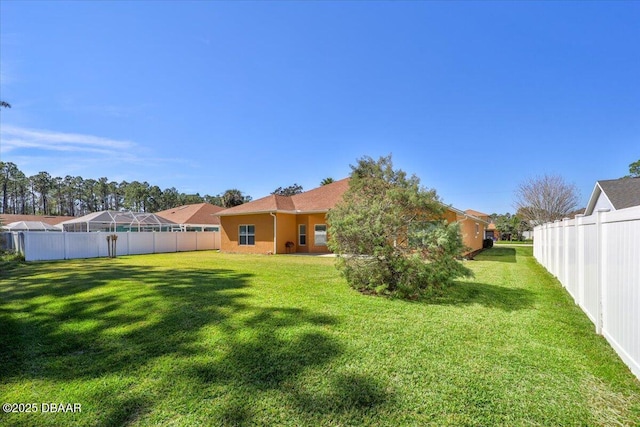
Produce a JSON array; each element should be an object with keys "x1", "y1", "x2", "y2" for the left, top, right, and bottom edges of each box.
[{"x1": 0, "y1": 162, "x2": 251, "y2": 216}]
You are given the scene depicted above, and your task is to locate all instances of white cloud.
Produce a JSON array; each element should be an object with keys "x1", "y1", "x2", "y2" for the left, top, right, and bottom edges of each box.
[
  {"x1": 0, "y1": 125, "x2": 135, "y2": 154},
  {"x1": 0, "y1": 124, "x2": 199, "y2": 188}
]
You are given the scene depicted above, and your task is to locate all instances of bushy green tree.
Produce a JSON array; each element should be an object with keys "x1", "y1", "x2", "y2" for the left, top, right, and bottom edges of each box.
[
  {"x1": 272, "y1": 183, "x2": 303, "y2": 196},
  {"x1": 327, "y1": 155, "x2": 472, "y2": 298},
  {"x1": 628, "y1": 160, "x2": 640, "y2": 178},
  {"x1": 493, "y1": 212, "x2": 522, "y2": 241},
  {"x1": 221, "y1": 189, "x2": 251, "y2": 208}
]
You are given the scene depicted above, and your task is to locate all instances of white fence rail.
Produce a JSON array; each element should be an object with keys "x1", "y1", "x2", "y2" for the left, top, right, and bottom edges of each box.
[
  {"x1": 10, "y1": 231, "x2": 220, "y2": 262},
  {"x1": 534, "y1": 206, "x2": 640, "y2": 380}
]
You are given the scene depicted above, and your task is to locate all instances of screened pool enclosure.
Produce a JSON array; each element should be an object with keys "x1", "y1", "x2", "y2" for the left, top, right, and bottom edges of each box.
[{"x1": 58, "y1": 211, "x2": 179, "y2": 232}]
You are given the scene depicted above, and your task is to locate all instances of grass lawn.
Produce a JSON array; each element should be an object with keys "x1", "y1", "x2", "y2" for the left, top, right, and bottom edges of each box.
[
  {"x1": 1, "y1": 246, "x2": 639, "y2": 426},
  {"x1": 494, "y1": 240, "x2": 533, "y2": 245}
]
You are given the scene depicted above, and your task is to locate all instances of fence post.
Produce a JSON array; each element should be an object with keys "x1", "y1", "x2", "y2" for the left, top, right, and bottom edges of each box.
[
  {"x1": 575, "y1": 214, "x2": 585, "y2": 307},
  {"x1": 595, "y1": 208, "x2": 610, "y2": 335},
  {"x1": 554, "y1": 220, "x2": 561, "y2": 277},
  {"x1": 563, "y1": 217, "x2": 570, "y2": 288},
  {"x1": 545, "y1": 222, "x2": 550, "y2": 269},
  {"x1": 542, "y1": 223, "x2": 548, "y2": 268}
]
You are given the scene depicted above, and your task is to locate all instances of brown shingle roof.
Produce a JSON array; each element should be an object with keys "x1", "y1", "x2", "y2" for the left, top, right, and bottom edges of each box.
[
  {"x1": 290, "y1": 178, "x2": 350, "y2": 212},
  {"x1": 155, "y1": 203, "x2": 223, "y2": 225},
  {"x1": 0, "y1": 214, "x2": 75, "y2": 225},
  {"x1": 217, "y1": 178, "x2": 350, "y2": 216}
]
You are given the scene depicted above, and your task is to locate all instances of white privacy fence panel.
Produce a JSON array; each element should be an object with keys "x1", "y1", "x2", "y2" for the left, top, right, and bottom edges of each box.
[
  {"x1": 154, "y1": 233, "x2": 177, "y2": 253},
  {"x1": 601, "y1": 213, "x2": 640, "y2": 380},
  {"x1": 582, "y1": 221, "x2": 599, "y2": 325},
  {"x1": 196, "y1": 232, "x2": 218, "y2": 251},
  {"x1": 17, "y1": 231, "x2": 220, "y2": 262},
  {"x1": 534, "y1": 206, "x2": 640, "y2": 380},
  {"x1": 67, "y1": 233, "x2": 101, "y2": 259},
  {"x1": 129, "y1": 232, "x2": 154, "y2": 255},
  {"x1": 177, "y1": 233, "x2": 197, "y2": 251}
]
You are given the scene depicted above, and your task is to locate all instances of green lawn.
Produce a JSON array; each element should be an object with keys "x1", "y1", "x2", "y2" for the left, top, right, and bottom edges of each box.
[
  {"x1": 494, "y1": 240, "x2": 533, "y2": 245},
  {"x1": 1, "y1": 247, "x2": 639, "y2": 426}
]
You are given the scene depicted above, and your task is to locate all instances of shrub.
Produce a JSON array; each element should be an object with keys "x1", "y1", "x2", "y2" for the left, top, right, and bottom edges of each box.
[
  {"x1": 328, "y1": 155, "x2": 473, "y2": 298},
  {"x1": 483, "y1": 238, "x2": 494, "y2": 249}
]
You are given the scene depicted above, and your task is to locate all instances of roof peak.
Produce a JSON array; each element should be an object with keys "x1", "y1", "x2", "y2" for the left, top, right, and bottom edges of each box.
[{"x1": 217, "y1": 178, "x2": 350, "y2": 216}]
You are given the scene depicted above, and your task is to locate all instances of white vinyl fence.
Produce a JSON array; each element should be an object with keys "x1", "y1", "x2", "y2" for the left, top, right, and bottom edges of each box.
[
  {"x1": 10, "y1": 231, "x2": 220, "y2": 262},
  {"x1": 534, "y1": 206, "x2": 640, "y2": 379}
]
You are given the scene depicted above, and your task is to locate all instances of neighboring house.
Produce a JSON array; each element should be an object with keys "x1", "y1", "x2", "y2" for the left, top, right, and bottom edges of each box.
[
  {"x1": 464, "y1": 209, "x2": 491, "y2": 223},
  {"x1": 462, "y1": 209, "x2": 491, "y2": 250},
  {"x1": 485, "y1": 222, "x2": 498, "y2": 240},
  {"x1": 584, "y1": 177, "x2": 640, "y2": 216},
  {"x1": 0, "y1": 214, "x2": 74, "y2": 226},
  {"x1": 216, "y1": 179, "x2": 489, "y2": 255},
  {"x1": 155, "y1": 203, "x2": 223, "y2": 232}
]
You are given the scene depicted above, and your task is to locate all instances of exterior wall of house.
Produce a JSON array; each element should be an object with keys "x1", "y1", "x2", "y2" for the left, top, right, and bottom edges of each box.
[
  {"x1": 219, "y1": 212, "x2": 331, "y2": 254},
  {"x1": 295, "y1": 213, "x2": 331, "y2": 253},
  {"x1": 275, "y1": 213, "x2": 297, "y2": 254},
  {"x1": 220, "y1": 209, "x2": 482, "y2": 255},
  {"x1": 591, "y1": 192, "x2": 614, "y2": 214},
  {"x1": 459, "y1": 218, "x2": 486, "y2": 253},
  {"x1": 220, "y1": 214, "x2": 275, "y2": 254}
]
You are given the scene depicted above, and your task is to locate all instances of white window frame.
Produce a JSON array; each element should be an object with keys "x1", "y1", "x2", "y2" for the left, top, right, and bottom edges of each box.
[
  {"x1": 314, "y1": 224, "x2": 327, "y2": 246},
  {"x1": 239, "y1": 224, "x2": 255, "y2": 246},
  {"x1": 299, "y1": 224, "x2": 307, "y2": 246}
]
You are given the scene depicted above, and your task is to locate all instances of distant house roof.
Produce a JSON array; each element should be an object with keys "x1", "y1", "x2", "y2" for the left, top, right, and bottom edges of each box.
[
  {"x1": 447, "y1": 206, "x2": 490, "y2": 225},
  {"x1": 0, "y1": 214, "x2": 74, "y2": 225},
  {"x1": 464, "y1": 209, "x2": 491, "y2": 219},
  {"x1": 217, "y1": 178, "x2": 351, "y2": 216},
  {"x1": 584, "y1": 177, "x2": 640, "y2": 215},
  {"x1": 155, "y1": 203, "x2": 223, "y2": 225}
]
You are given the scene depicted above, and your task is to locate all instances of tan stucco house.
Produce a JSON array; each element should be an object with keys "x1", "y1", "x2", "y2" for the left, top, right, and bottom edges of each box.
[
  {"x1": 216, "y1": 179, "x2": 489, "y2": 255},
  {"x1": 217, "y1": 179, "x2": 350, "y2": 255}
]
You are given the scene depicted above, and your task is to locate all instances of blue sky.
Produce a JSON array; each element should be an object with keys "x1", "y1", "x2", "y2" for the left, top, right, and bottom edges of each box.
[{"x1": 1, "y1": 1, "x2": 638, "y2": 214}]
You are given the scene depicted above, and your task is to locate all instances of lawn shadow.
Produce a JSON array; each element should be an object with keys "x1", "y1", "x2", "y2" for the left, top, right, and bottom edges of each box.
[
  {"x1": 189, "y1": 306, "x2": 395, "y2": 424},
  {"x1": 291, "y1": 372, "x2": 396, "y2": 419},
  {"x1": 0, "y1": 262, "x2": 253, "y2": 383},
  {"x1": 425, "y1": 280, "x2": 535, "y2": 312},
  {"x1": 474, "y1": 247, "x2": 517, "y2": 263},
  {"x1": 190, "y1": 307, "x2": 341, "y2": 391},
  {"x1": 0, "y1": 258, "x2": 396, "y2": 425}
]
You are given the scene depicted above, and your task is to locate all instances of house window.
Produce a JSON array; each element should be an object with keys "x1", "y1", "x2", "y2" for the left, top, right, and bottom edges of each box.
[
  {"x1": 314, "y1": 224, "x2": 327, "y2": 246},
  {"x1": 475, "y1": 223, "x2": 480, "y2": 235},
  {"x1": 299, "y1": 224, "x2": 307, "y2": 246},
  {"x1": 239, "y1": 225, "x2": 255, "y2": 245}
]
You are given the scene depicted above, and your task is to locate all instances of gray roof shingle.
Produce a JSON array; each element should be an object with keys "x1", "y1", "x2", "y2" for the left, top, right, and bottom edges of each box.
[{"x1": 598, "y1": 177, "x2": 640, "y2": 210}]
